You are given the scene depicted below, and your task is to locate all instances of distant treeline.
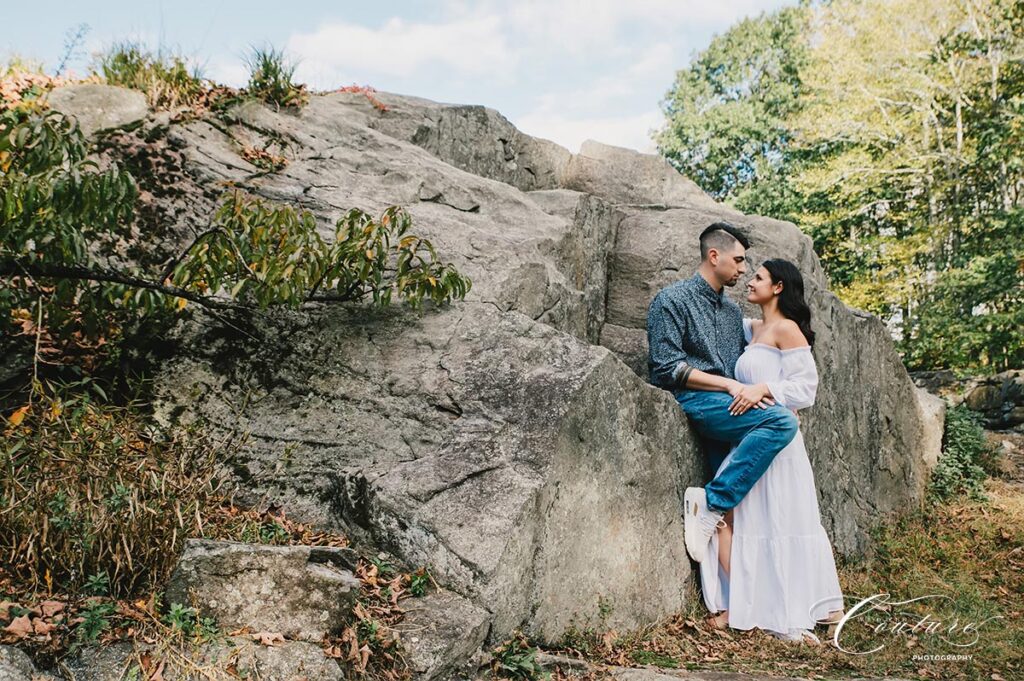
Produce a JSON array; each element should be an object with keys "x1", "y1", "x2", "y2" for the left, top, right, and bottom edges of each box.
[{"x1": 657, "y1": 0, "x2": 1024, "y2": 373}]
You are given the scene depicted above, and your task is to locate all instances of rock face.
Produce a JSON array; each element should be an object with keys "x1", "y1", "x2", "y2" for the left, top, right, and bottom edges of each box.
[
  {"x1": 164, "y1": 540, "x2": 362, "y2": 641},
  {"x1": 49, "y1": 86, "x2": 935, "y2": 648},
  {"x1": 44, "y1": 84, "x2": 148, "y2": 137}
]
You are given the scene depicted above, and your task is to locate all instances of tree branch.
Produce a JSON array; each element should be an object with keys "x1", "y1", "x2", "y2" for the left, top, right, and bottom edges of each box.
[{"x1": 1, "y1": 258, "x2": 246, "y2": 311}]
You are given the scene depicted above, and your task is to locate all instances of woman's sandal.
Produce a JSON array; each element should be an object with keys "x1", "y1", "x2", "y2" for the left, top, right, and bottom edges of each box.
[
  {"x1": 819, "y1": 611, "x2": 845, "y2": 641},
  {"x1": 705, "y1": 611, "x2": 729, "y2": 630}
]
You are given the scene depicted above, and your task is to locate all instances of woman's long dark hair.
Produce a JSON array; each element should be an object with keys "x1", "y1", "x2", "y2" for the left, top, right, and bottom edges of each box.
[{"x1": 762, "y1": 258, "x2": 815, "y2": 347}]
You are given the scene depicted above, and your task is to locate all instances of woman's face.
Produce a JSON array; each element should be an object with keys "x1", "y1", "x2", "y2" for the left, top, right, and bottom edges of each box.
[{"x1": 746, "y1": 266, "x2": 780, "y2": 304}]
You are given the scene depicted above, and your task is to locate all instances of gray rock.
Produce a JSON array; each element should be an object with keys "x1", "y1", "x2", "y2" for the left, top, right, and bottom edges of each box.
[
  {"x1": 45, "y1": 84, "x2": 149, "y2": 137},
  {"x1": 344, "y1": 92, "x2": 573, "y2": 192},
  {"x1": 0, "y1": 646, "x2": 57, "y2": 681},
  {"x1": 915, "y1": 388, "x2": 946, "y2": 471},
  {"x1": 966, "y1": 384, "x2": 1003, "y2": 412},
  {"x1": 60, "y1": 642, "x2": 136, "y2": 681},
  {"x1": 64, "y1": 638, "x2": 343, "y2": 680},
  {"x1": 562, "y1": 140, "x2": 722, "y2": 211},
  {"x1": 129, "y1": 89, "x2": 932, "y2": 647},
  {"x1": 398, "y1": 591, "x2": 491, "y2": 680},
  {"x1": 164, "y1": 540, "x2": 361, "y2": 641},
  {"x1": 158, "y1": 303, "x2": 697, "y2": 646}
]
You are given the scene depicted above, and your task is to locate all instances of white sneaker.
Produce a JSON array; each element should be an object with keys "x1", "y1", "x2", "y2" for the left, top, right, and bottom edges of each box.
[{"x1": 683, "y1": 487, "x2": 725, "y2": 563}]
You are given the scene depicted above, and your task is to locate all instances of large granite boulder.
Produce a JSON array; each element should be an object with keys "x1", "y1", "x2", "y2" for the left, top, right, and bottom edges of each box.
[{"x1": 57, "y1": 85, "x2": 935, "y2": 648}]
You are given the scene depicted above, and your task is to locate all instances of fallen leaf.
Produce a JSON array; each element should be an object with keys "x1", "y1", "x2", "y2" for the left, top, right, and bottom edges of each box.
[
  {"x1": 149, "y1": 659, "x2": 165, "y2": 681},
  {"x1": 39, "y1": 600, "x2": 64, "y2": 617},
  {"x1": 252, "y1": 631, "x2": 285, "y2": 647},
  {"x1": 7, "y1": 405, "x2": 29, "y2": 426},
  {"x1": 32, "y1": 619, "x2": 55, "y2": 636},
  {"x1": 4, "y1": 615, "x2": 32, "y2": 639}
]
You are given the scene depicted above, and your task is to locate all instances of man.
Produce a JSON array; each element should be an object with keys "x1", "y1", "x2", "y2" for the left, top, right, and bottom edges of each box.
[{"x1": 646, "y1": 222, "x2": 799, "y2": 563}]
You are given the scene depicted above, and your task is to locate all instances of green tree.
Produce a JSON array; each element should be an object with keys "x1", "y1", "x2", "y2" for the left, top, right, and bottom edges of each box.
[
  {"x1": 656, "y1": 0, "x2": 1024, "y2": 372},
  {"x1": 655, "y1": 5, "x2": 808, "y2": 219}
]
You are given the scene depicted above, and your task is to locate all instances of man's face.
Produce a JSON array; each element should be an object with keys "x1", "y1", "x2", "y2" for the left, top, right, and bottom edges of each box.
[{"x1": 713, "y1": 241, "x2": 748, "y2": 287}]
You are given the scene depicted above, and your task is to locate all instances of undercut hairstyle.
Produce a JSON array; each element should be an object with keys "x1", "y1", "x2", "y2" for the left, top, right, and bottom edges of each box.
[{"x1": 699, "y1": 222, "x2": 750, "y2": 261}]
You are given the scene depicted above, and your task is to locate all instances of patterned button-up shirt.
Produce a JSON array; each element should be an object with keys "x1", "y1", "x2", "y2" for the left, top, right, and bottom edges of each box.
[{"x1": 646, "y1": 272, "x2": 746, "y2": 394}]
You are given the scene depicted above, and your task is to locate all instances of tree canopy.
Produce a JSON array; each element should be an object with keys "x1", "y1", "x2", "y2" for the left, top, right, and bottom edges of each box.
[{"x1": 657, "y1": 0, "x2": 1024, "y2": 372}]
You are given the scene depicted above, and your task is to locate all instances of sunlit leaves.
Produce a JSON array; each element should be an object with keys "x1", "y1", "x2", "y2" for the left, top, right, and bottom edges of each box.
[{"x1": 170, "y1": 192, "x2": 472, "y2": 311}]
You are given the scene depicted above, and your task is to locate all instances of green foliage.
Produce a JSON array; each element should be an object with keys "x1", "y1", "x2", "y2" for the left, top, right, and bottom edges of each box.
[
  {"x1": 74, "y1": 600, "x2": 116, "y2": 644},
  {"x1": 83, "y1": 570, "x2": 110, "y2": 596},
  {"x1": 491, "y1": 632, "x2": 549, "y2": 681},
  {"x1": 169, "y1": 192, "x2": 471, "y2": 311},
  {"x1": 244, "y1": 45, "x2": 307, "y2": 109},
  {"x1": 0, "y1": 106, "x2": 143, "y2": 342},
  {"x1": 631, "y1": 650, "x2": 678, "y2": 668},
  {"x1": 1, "y1": 107, "x2": 471, "y2": 356},
  {"x1": 929, "y1": 405, "x2": 995, "y2": 502},
  {"x1": 656, "y1": 0, "x2": 1024, "y2": 372},
  {"x1": 656, "y1": 6, "x2": 807, "y2": 210},
  {"x1": 97, "y1": 41, "x2": 206, "y2": 108},
  {"x1": 409, "y1": 568, "x2": 430, "y2": 597},
  {"x1": 0, "y1": 379, "x2": 225, "y2": 596},
  {"x1": 163, "y1": 602, "x2": 197, "y2": 634}
]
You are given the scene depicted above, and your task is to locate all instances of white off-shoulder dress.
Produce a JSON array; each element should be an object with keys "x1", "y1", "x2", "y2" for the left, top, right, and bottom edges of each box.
[{"x1": 699, "y1": 318, "x2": 844, "y2": 636}]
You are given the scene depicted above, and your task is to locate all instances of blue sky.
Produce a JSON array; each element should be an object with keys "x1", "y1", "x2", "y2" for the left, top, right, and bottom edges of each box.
[{"x1": 4, "y1": 1, "x2": 794, "y2": 153}]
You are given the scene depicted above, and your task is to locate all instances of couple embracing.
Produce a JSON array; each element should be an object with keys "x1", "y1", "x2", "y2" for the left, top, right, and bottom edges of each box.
[{"x1": 647, "y1": 222, "x2": 845, "y2": 645}]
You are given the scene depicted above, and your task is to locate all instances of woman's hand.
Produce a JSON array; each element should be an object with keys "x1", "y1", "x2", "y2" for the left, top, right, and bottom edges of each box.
[{"x1": 728, "y1": 382, "x2": 774, "y2": 416}]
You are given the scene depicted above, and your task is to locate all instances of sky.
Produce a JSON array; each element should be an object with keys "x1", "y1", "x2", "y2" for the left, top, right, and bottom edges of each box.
[{"x1": 3, "y1": 0, "x2": 795, "y2": 153}]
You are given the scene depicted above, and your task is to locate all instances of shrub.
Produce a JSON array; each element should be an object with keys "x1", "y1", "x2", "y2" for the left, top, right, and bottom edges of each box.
[
  {"x1": 244, "y1": 45, "x2": 307, "y2": 108},
  {"x1": 929, "y1": 404, "x2": 994, "y2": 502},
  {"x1": 96, "y1": 41, "x2": 206, "y2": 109},
  {"x1": 0, "y1": 379, "x2": 229, "y2": 596}
]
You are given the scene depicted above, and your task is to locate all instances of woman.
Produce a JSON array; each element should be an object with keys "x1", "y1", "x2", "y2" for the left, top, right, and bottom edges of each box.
[{"x1": 699, "y1": 259, "x2": 845, "y2": 644}]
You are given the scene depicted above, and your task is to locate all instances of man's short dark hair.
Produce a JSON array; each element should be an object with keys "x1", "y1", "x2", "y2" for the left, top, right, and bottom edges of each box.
[{"x1": 699, "y1": 222, "x2": 750, "y2": 260}]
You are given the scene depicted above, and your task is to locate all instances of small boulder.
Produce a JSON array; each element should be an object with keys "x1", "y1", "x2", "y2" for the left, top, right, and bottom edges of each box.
[
  {"x1": 965, "y1": 384, "x2": 1002, "y2": 412},
  {"x1": 398, "y1": 590, "x2": 492, "y2": 681},
  {"x1": 45, "y1": 84, "x2": 148, "y2": 137},
  {"x1": 165, "y1": 540, "x2": 362, "y2": 641},
  {"x1": 0, "y1": 645, "x2": 58, "y2": 680}
]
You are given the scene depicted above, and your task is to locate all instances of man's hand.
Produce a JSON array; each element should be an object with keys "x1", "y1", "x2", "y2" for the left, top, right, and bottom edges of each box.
[{"x1": 727, "y1": 382, "x2": 775, "y2": 416}]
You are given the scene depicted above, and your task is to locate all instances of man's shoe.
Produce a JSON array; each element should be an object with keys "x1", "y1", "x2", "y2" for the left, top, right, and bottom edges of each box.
[{"x1": 683, "y1": 487, "x2": 725, "y2": 563}]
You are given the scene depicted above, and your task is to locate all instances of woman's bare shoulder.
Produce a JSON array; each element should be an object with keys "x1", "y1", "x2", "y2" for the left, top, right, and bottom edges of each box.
[{"x1": 775, "y1": 319, "x2": 809, "y2": 349}]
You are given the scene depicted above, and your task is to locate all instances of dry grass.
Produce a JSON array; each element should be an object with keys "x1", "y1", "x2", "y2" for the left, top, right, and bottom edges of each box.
[{"x1": 0, "y1": 381, "x2": 233, "y2": 597}]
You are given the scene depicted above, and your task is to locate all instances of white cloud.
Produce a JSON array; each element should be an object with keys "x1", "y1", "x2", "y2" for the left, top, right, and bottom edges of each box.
[
  {"x1": 467, "y1": 0, "x2": 781, "y2": 54},
  {"x1": 514, "y1": 108, "x2": 663, "y2": 154},
  {"x1": 284, "y1": 15, "x2": 514, "y2": 89},
  {"x1": 202, "y1": 53, "x2": 249, "y2": 88}
]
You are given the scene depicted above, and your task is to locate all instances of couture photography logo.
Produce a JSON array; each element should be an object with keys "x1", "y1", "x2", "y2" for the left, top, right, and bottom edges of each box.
[{"x1": 819, "y1": 592, "x2": 1005, "y2": 656}]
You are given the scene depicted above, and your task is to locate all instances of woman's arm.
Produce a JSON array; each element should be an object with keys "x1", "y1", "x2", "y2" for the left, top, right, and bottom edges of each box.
[{"x1": 763, "y1": 322, "x2": 818, "y2": 409}]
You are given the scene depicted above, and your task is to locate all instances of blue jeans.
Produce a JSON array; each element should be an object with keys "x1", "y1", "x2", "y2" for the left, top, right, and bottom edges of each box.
[{"x1": 675, "y1": 391, "x2": 799, "y2": 513}]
